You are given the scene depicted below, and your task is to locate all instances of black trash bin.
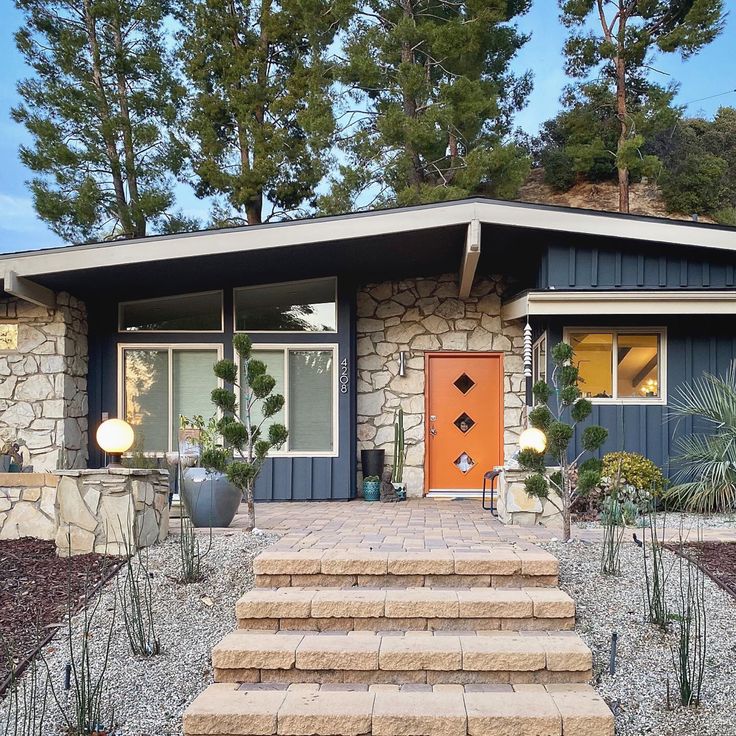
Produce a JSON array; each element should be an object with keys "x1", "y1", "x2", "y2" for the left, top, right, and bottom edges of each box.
[{"x1": 361, "y1": 449, "x2": 385, "y2": 478}]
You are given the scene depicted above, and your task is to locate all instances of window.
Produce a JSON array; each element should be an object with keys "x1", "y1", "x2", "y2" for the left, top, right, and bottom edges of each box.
[
  {"x1": 532, "y1": 333, "x2": 547, "y2": 385},
  {"x1": 565, "y1": 329, "x2": 665, "y2": 402},
  {"x1": 120, "y1": 345, "x2": 222, "y2": 452},
  {"x1": 119, "y1": 291, "x2": 223, "y2": 332},
  {"x1": 234, "y1": 278, "x2": 337, "y2": 332},
  {"x1": 244, "y1": 346, "x2": 337, "y2": 454},
  {"x1": 0, "y1": 324, "x2": 18, "y2": 351}
]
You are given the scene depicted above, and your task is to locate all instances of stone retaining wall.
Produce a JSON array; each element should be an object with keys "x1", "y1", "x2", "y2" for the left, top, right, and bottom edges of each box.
[
  {"x1": 0, "y1": 469, "x2": 169, "y2": 556},
  {"x1": 496, "y1": 468, "x2": 563, "y2": 529},
  {"x1": 356, "y1": 274, "x2": 525, "y2": 496},
  {"x1": 0, "y1": 293, "x2": 88, "y2": 470}
]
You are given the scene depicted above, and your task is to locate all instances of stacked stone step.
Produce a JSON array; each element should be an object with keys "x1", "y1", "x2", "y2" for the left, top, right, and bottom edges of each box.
[{"x1": 183, "y1": 547, "x2": 614, "y2": 736}]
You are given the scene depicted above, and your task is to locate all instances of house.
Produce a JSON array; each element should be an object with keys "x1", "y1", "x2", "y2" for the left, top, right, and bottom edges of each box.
[{"x1": 1, "y1": 197, "x2": 735, "y2": 500}]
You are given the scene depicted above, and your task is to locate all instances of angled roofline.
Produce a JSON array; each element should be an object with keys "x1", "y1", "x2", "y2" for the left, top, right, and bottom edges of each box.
[{"x1": 1, "y1": 197, "x2": 735, "y2": 281}]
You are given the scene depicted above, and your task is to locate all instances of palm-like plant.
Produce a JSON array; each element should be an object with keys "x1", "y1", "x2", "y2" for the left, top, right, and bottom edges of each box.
[{"x1": 668, "y1": 363, "x2": 736, "y2": 511}]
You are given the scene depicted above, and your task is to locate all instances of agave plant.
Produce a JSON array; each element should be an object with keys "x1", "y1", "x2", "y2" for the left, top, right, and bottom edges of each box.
[{"x1": 668, "y1": 363, "x2": 736, "y2": 511}]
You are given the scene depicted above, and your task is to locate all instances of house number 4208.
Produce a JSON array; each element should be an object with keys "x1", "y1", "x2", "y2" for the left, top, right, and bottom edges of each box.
[{"x1": 340, "y1": 357, "x2": 349, "y2": 394}]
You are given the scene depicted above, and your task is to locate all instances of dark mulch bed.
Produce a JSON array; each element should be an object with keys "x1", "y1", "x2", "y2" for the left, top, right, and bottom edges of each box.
[
  {"x1": 668, "y1": 541, "x2": 736, "y2": 599},
  {"x1": 0, "y1": 537, "x2": 117, "y2": 689}
]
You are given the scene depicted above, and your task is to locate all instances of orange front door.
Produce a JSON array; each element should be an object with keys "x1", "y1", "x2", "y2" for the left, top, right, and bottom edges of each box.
[{"x1": 425, "y1": 353, "x2": 503, "y2": 493}]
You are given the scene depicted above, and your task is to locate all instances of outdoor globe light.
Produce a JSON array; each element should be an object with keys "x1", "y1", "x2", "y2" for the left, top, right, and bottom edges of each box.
[
  {"x1": 519, "y1": 427, "x2": 547, "y2": 454},
  {"x1": 96, "y1": 418, "x2": 135, "y2": 467}
]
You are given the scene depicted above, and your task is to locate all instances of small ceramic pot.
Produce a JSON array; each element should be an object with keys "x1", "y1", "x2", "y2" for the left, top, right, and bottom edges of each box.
[{"x1": 363, "y1": 479, "x2": 381, "y2": 502}]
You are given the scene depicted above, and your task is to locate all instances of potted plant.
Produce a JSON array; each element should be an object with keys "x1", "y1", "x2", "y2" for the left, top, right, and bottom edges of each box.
[
  {"x1": 204, "y1": 334, "x2": 287, "y2": 531},
  {"x1": 363, "y1": 475, "x2": 381, "y2": 502},
  {"x1": 180, "y1": 414, "x2": 243, "y2": 528},
  {"x1": 0, "y1": 437, "x2": 25, "y2": 473},
  {"x1": 390, "y1": 408, "x2": 407, "y2": 499}
]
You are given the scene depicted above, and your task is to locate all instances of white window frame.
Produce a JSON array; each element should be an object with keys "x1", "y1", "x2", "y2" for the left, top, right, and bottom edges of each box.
[
  {"x1": 118, "y1": 290, "x2": 224, "y2": 333},
  {"x1": 233, "y1": 277, "x2": 338, "y2": 334},
  {"x1": 563, "y1": 327, "x2": 667, "y2": 405},
  {"x1": 244, "y1": 343, "x2": 339, "y2": 457},
  {"x1": 532, "y1": 332, "x2": 547, "y2": 385},
  {"x1": 117, "y1": 343, "x2": 224, "y2": 454}
]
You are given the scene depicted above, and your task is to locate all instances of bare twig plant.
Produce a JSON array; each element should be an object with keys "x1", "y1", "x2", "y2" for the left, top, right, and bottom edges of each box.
[
  {"x1": 642, "y1": 501, "x2": 670, "y2": 630},
  {"x1": 1, "y1": 629, "x2": 48, "y2": 736},
  {"x1": 671, "y1": 536, "x2": 708, "y2": 707},
  {"x1": 177, "y1": 453, "x2": 212, "y2": 584},
  {"x1": 601, "y1": 460, "x2": 625, "y2": 575},
  {"x1": 44, "y1": 531, "x2": 116, "y2": 735}
]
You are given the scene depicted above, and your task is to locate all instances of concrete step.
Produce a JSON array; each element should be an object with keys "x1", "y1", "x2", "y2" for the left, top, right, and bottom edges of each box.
[
  {"x1": 211, "y1": 630, "x2": 592, "y2": 685},
  {"x1": 236, "y1": 586, "x2": 576, "y2": 632},
  {"x1": 183, "y1": 682, "x2": 614, "y2": 736},
  {"x1": 253, "y1": 548, "x2": 559, "y2": 589}
]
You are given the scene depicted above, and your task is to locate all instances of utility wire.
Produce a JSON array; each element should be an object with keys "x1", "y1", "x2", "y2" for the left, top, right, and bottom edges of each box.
[{"x1": 682, "y1": 88, "x2": 736, "y2": 106}]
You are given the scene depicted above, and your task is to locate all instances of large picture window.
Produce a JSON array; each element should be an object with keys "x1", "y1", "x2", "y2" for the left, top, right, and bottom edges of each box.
[
  {"x1": 119, "y1": 291, "x2": 223, "y2": 332},
  {"x1": 244, "y1": 346, "x2": 337, "y2": 455},
  {"x1": 234, "y1": 278, "x2": 337, "y2": 332},
  {"x1": 565, "y1": 329, "x2": 665, "y2": 402},
  {"x1": 120, "y1": 345, "x2": 222, "y2": 452}
]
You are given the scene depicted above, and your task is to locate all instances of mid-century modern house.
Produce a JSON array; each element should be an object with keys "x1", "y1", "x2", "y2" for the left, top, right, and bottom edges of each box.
[{"x1": 1, "y1": 198, "x2": 735, "y2": 500}]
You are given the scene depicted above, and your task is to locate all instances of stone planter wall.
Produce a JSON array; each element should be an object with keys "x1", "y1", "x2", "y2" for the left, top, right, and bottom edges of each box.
[
  {"x1": 0, "y1": 469, "x2": 169, "y2": 556},
  {"x1": 56, "y1": 469, "x2": 170, "y2": 556},
  {"x1": 356, "y1": 274, "x2": 525, "y2": 497},
  {"x1": 0, "y1": 472, "x2": 58, "y2": 541},
  {"x1": 0, "y1": 293, "x2": 88, "y2": 471},
  {"x1": 496, "y1": 468, "x2": 563, "y2": 529}
]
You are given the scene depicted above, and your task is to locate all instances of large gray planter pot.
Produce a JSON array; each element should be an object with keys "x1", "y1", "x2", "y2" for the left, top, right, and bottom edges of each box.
[{"x1": 181, "y1": 467, "x2": 242, "y2": 528}]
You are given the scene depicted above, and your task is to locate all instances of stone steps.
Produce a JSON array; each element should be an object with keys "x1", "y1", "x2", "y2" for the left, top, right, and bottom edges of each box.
[
  {"x1": 236, "y1": 586, "x2": 576, "y2": 632},
  {"x1": 253, "y1": 548, "x2": 559, "y2": 589},
  {"x1": 184, "y1": 682, "x2": 614, "y2": 736},
  {"x1": 212, "y1": 630, "x2": 592, "y2": 685}
]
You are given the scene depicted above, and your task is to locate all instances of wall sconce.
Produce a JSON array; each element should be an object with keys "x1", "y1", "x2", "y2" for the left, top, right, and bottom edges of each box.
[
  {"x1": 519, "y1": 427, "x2": 547, "y2": 454},
  {"x1": 96, "y1": 418, "x2": 135, "y2": 468},
  {"x1": 398, "y1": 350, "x2": 407, "y2": 377}
]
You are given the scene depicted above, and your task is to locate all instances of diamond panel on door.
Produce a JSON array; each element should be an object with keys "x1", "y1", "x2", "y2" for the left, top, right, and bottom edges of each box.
[
  {"x1": 454, "y1": 452, "x2": 475, "y2": 474},
  {"x1": 453, "y1": 373, "x2": 475, "y2": 394},
  {"x1": 453, "y1": 413, "x2": 475, "y2": 434}
]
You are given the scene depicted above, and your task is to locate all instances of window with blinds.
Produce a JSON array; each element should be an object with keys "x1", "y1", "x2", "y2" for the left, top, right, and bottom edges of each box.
[
  {"x1": 122, "y1": 346, "x2": 221, "y2": 452},
  {"x1": 245, "y1": 346, "x2": 336, "y2": 454}
]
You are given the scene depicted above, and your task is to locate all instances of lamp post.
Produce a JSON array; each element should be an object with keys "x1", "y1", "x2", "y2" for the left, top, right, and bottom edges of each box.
[{"x1": 96, "y1": 419, "x2": 135, "y2": 468}]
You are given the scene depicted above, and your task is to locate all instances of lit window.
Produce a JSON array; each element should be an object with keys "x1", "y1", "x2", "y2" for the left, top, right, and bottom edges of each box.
[
  {"x1": 566, "y1": 329, "x2": 664, "y2": 402},
  {"x1": 0, "y1": 324, "x2": 18, "y2": 351},
  {"x1": 245, "y1": 347, "x2": 336, "y2": 454},
  {"x1": 234, "y1": 278, "x2": 337, "y2": 332},
  {"x1": 119, "y1": 291, "x2": 223, "y2": 331},
  {"x1": 122, "y1": 346, "x2": 221, "y2": 452}
]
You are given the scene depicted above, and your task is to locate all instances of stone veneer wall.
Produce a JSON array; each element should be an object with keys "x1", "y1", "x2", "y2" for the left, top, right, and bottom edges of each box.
[
  {"x1": 0, "y1": 293, "x2": 88, "y2": 470},
  {"x1": 356, "y1": 274, "x2": 525, "y2": 496},
  {"x1": 0, "y1": 469, "x2": 170, "y2": 556}
]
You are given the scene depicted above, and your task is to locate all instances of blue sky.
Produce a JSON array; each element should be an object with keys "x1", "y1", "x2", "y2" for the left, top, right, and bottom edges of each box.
[{"x1": 0, "y1": 1, "x2": 734, "y2": 253}]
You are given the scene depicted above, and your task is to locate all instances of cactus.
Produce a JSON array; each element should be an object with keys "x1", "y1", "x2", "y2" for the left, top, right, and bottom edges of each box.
[{"x1": 392, "y1": 408, "x2": 405, "y2": 484}]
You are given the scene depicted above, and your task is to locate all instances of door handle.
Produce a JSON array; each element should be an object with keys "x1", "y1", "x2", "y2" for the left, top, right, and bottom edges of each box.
[{"x1": 430, "y1": 426, "x2": 437, "y2": 436}]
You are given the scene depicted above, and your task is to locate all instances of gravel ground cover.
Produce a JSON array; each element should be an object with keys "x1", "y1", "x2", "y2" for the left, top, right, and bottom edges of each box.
[
  {"x1": 0, "y1": 538, "x2": 114, "y2": 687},
  {"x1": 544, "y1": 537, "x2": 736, "y2": 736},
  {"x1": 576, "y1": 511, "x2": 736, "y2": 530},
  {"x1": 0, "y1": 530, "x2": 276, "y2": 735}
]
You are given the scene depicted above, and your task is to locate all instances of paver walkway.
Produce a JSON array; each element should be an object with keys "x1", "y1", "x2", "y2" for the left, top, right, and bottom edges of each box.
[{"x1": 182, "y1": 499, "x2": 616, "y2": 735}]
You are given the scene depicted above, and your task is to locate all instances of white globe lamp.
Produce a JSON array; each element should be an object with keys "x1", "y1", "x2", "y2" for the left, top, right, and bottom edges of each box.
[
  {"x1": 519, "y1": 427, "x2": 547, "y2": 454},
  {"x1": 96, "y1": 419, "x2": 135, "y2": 467}
]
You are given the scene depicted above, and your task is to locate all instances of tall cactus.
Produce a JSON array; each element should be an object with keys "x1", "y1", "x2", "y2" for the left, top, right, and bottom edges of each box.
[{"x1": 392, "y1": 408, "x2": 405, "y2": 484}]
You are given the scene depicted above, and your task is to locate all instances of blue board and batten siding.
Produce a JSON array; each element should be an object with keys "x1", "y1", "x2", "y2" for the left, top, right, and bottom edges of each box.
[
  {"x1": 87, "y1": 276, "x2": 357, "y2": 501},
  {"x1": 540, "y1": 240, "x2": 736, "y2": 477}
]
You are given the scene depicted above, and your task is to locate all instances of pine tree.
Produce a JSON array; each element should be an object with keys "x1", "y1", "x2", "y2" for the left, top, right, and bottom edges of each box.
[
  {"x1": 176, "y1": 0, "x2": 347, "y2": 226},
  {"x1": 13, "y1": 0, "x2": 189, "y2": 243},
  {"x1": 321, "y1": 0, "x2": 533, "y2": 212},
  {"x1": 559, "y1": 0, "x2": 725, "y2": 213}
]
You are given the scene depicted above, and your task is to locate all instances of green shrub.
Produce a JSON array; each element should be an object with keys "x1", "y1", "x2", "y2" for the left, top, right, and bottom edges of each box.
[{"x1": 601, "y1": 452, "x2": 665, "y2": 495}]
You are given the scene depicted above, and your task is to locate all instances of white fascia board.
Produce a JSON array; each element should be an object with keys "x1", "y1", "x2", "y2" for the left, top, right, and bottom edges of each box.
[
  {"x1": 503, "y1": 290, "x2": 736, "y2": 320},
  {"x1": 1, "y1": 199, "x2": 735, "y2": 281},
  {"x1": 0, "y1": 203, "x2": 478, "y2": 279},
  {"x1": 458, "y1": 218, "x2": 481, "y2": 298}
]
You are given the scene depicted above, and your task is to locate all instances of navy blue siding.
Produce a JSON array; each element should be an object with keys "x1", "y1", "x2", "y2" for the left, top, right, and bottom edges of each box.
[
  {"x1": 545, "y1": 317, "x2": 736, "y2": 477},
  {"x1": 541, "y1": 244, "x2": 736, "y2": 290},
  {"x1": 87, "y1": 275, "x2": 357, "y2": 501}
]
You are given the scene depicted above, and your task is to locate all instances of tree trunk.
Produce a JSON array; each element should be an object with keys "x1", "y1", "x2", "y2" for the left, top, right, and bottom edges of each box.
[
  {"x1": 111, "y1": 14, "x2": 145, "y2": 237},
  {"x1": 245, "y1": 486, "x2": 256, "y2": 532},
  {"x1": 400, "y1": 0, "x2": 423, "y2": 190},
  {"x1": 614, "y1": 17, "x2": 630, "y2": 213},
  {"x1": 82, "y1": 0, "x2": 134, "y2": 237},
  {"x1": 561, "y1": 459, "x2": 571, "y2": 542}
]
